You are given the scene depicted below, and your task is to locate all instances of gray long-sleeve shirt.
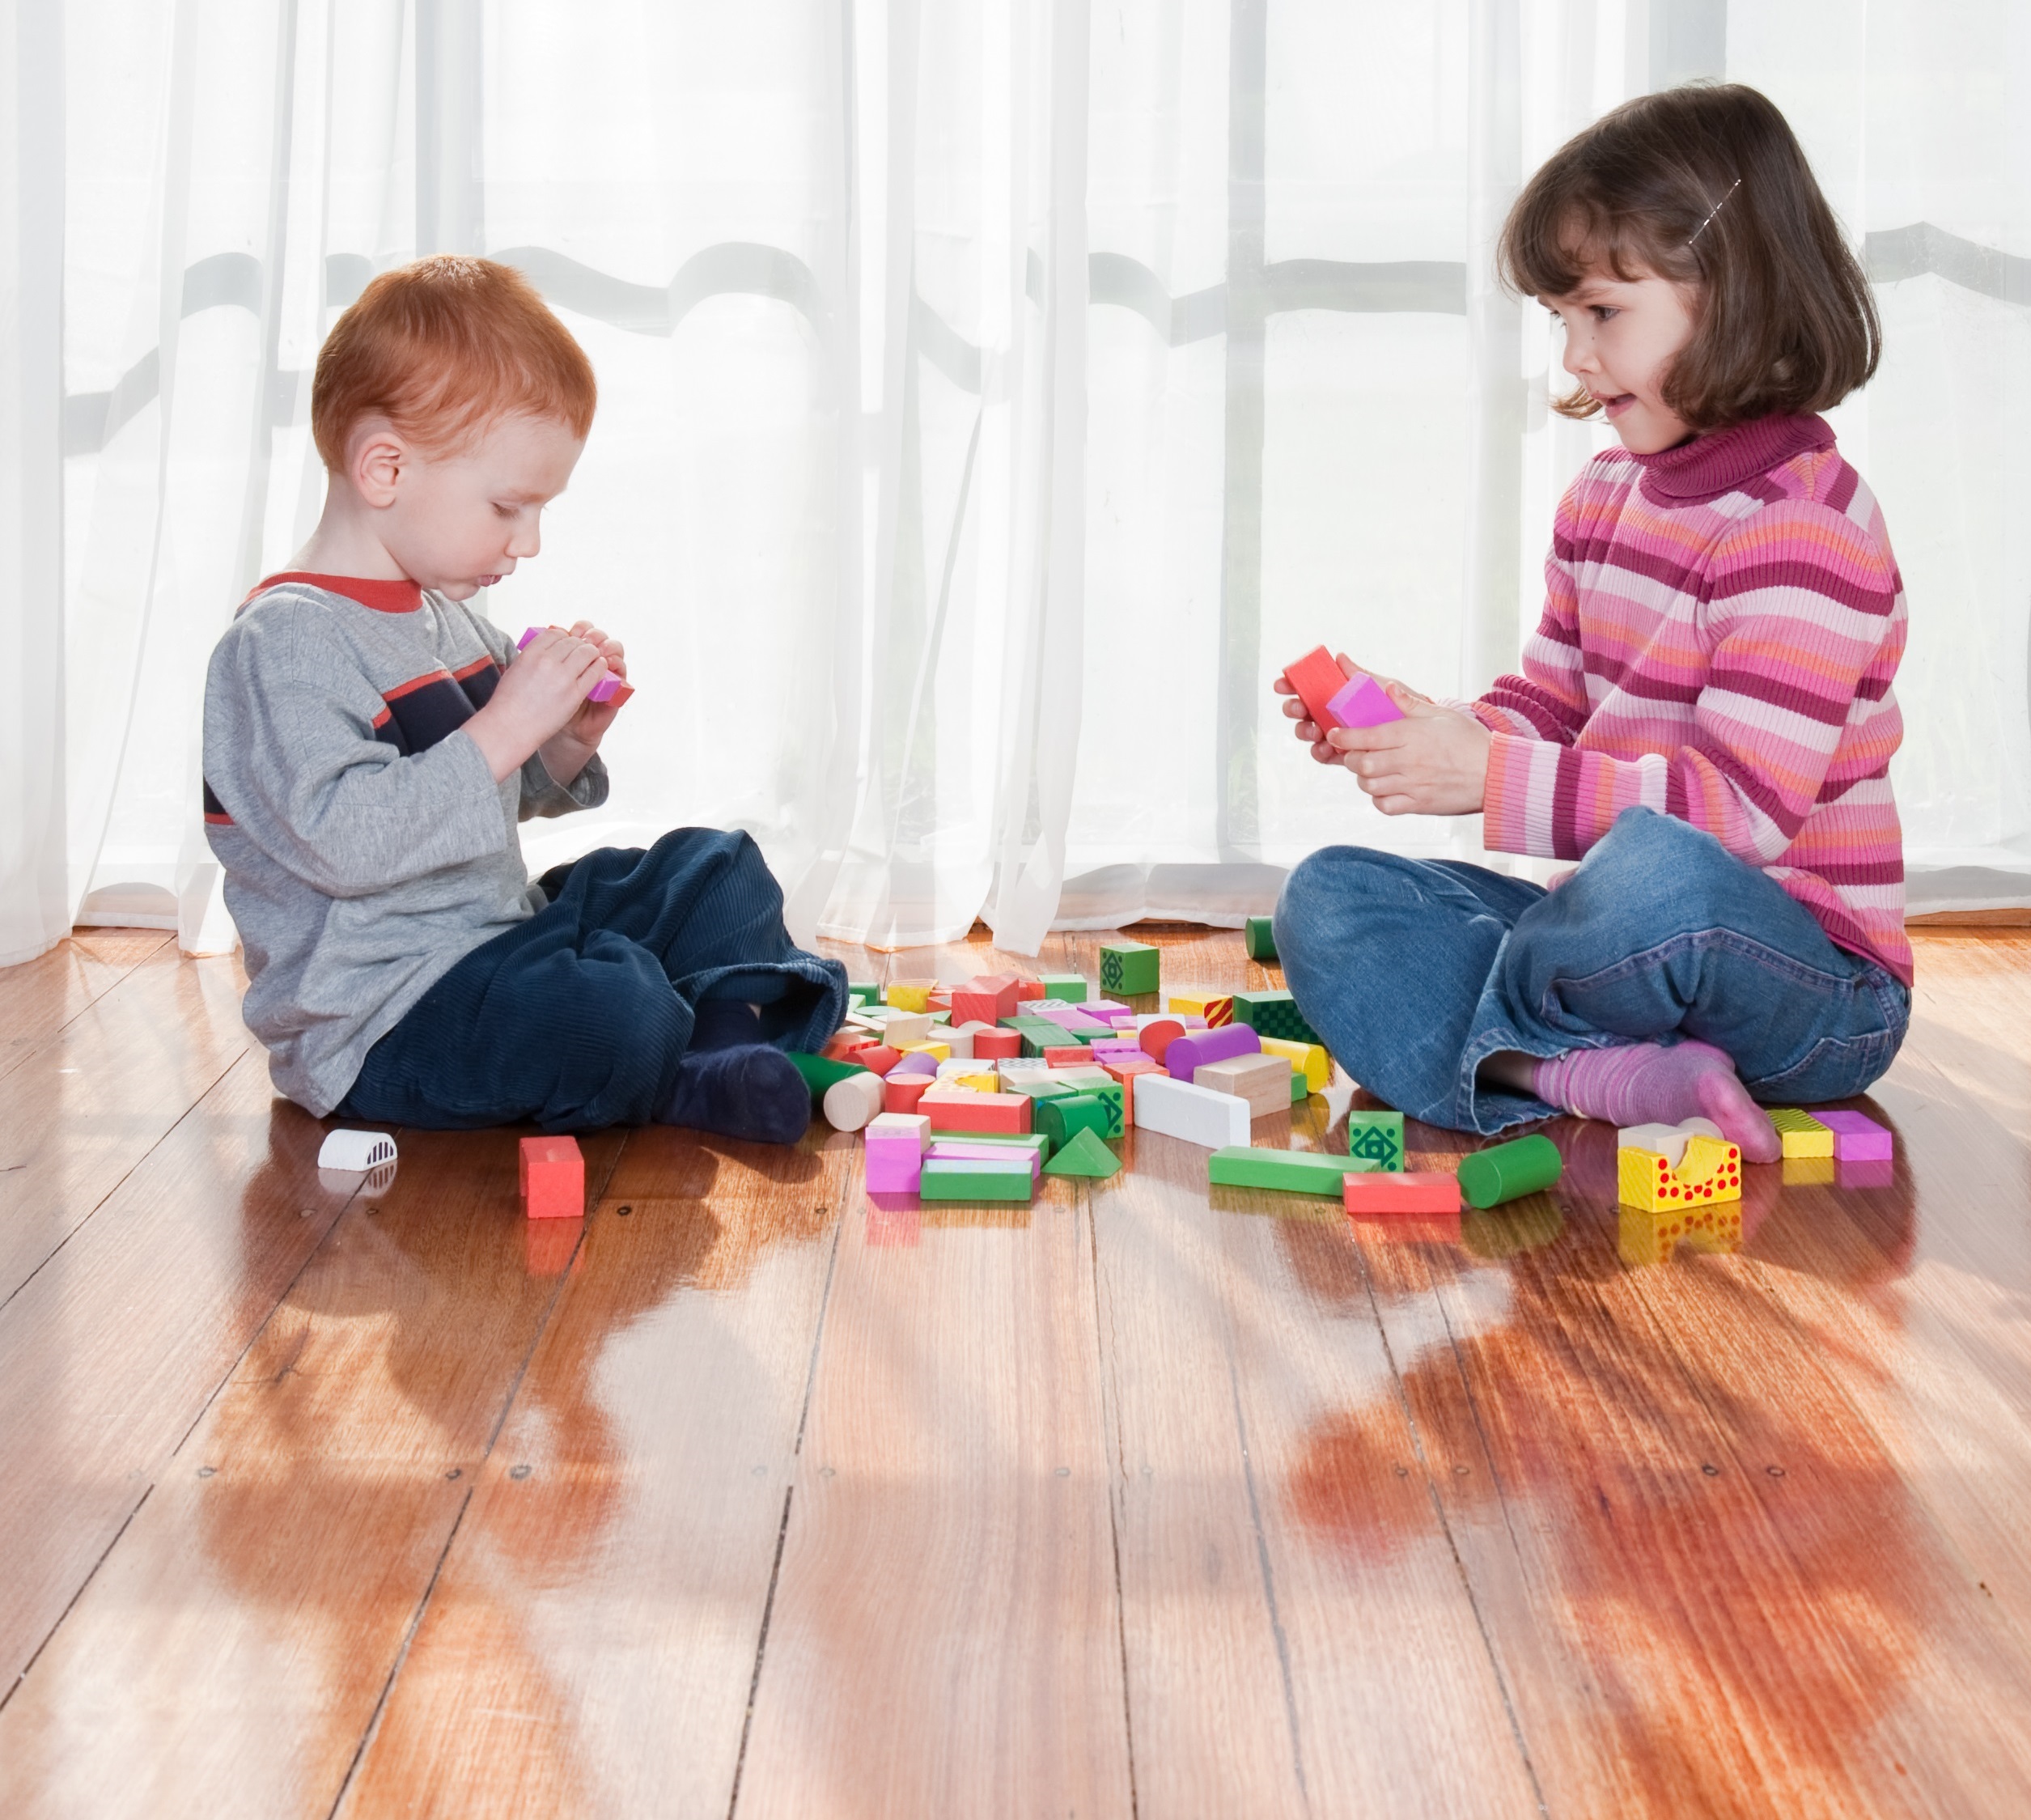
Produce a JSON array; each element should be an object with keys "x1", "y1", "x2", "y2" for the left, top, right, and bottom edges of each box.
[{"x1": 202, "y1": 574, "x2": 607, "y2": 1114}]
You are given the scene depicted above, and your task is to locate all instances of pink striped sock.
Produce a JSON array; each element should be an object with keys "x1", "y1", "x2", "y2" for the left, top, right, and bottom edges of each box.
[{"x1": 1533, "y1": 1041, "x2": 1779, "y2": 1163}]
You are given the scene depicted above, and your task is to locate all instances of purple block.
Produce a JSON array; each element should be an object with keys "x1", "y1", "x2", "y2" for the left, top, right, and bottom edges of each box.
[
  {"x1": 1815, "y1": 1109, "x2": 1892, "y2": 1162},
  {"x1": 1838, "y1": 1156, "x2": 1895, "y2": 1190},
  {"x1": 1324, "y1": 672, "x2": 1405, "y2": 728},
  {"x1": 1090, "y1": 1040, "x2": 1146, "y2": 1063},
  {"x1": 589, "y1": 674, "x2": 626, "y2": 702},
  {"x1": 1161, "y1": 1023, "x2": 1262, "y2": 1085},
  {"x1": 1032, "y1": 1000, "x2": 1109, "y2": 1032},
  {"x1": 517, "y1": 625, "x2": 545, "y2": 650},
  {"x1": 891, "y1": 1051, "x2": 940, "y2": 1077}
]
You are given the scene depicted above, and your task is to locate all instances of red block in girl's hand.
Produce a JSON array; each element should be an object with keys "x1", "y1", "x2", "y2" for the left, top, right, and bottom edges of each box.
[
  {"x1": 520, "y1": 1135, "x2": 585, "y2": 1220},
  {"x1": 1283, "y1": 645, "x2": 1353, "y2": 732}
]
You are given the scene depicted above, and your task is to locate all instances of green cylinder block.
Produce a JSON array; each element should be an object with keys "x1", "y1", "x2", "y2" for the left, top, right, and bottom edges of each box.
[
  {"x1": 787, "y1": 1052, "x2": 869, "y2": 1104},
  {"x1": 1456, "y1": 1133, "x2": 1562, "y2": 1209}
]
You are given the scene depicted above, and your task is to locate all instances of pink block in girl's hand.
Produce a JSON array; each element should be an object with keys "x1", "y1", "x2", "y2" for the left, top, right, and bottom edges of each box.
[{"x1": 1325, "y1": 672, "x2": 1403, "y2": 728}]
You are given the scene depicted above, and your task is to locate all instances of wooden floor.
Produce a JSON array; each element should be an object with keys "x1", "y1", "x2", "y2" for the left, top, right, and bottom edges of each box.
[{"x1": 2, "y1": 924, "x2": 2030, "y2": 1816}]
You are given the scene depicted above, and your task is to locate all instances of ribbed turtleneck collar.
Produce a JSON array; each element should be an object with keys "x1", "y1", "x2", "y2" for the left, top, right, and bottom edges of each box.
[{"x1": 1628, "y1": 414, "x2": 1836, "y2": 505}]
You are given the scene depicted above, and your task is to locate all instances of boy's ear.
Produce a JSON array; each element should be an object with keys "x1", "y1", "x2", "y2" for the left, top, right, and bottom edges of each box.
[{"x1": 348, "y1": 418, "x2": 408, "y2": 508}]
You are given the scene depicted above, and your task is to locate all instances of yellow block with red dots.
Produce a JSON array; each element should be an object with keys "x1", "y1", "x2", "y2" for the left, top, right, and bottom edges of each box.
[
  {"x1": 1615, "y1": 1118, "x2": 1742, "y2": 1213},
  {"x1": 1618, "y1": 1199, "x2": 1744, "y2": 1268}
]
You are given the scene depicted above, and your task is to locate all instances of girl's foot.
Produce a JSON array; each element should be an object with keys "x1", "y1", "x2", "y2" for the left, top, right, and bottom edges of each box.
[
  {"x1": 659, "y1": 1042, "x2": 811, "y2": 1144},
  {"x1": 1533, "y1": 1040, "x2": 1780, "y2": 1162}
]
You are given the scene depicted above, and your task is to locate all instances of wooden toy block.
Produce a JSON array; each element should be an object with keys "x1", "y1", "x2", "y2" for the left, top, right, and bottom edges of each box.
[
  {"x1": 519, "y1": 1135, "x2": 585, "y2": 1220},
  {"x1": 1134, "y1": 1074, "x2": 1253, "y2": 1148},
  {"x1": 1135, "y1": 1016, "x2": 1185, "y2": 1063},
  {"x1": 918, "y1": 1160, "x2": 1035, "y2": 1203},
  {"x1": 1283, "y1": 644, "x2": 1353, "y2": 731},
  {"x1": 1166, "y1": 991, "x2": 1234, "y2": 1027},
  {"x1": 1041, "y1": 1045, "x2": 1092, "y2": 1068},
  {"x1": 1098, "y1": 941, "x2": 1161, "y2": 997},
  {"x1": 1207, "y1": 1146, "x2": 1355, "y2": 1196},
  {"x1": 517, "y1": 626, "x2": 634, "y2": 705},
  {"x1": 1003, "y1": 1075, "x2": 1073, "y2": 1102},
  {"x1": 1767, "y1": 1107, "x2": 1834, "y2": 1158},
  {"x1": 1324, "y1": 671, "x2": 1404, "y2": 728},
  {"x1": 1838, "y1": 1156, "x2": 1894, "y2": 1189},
  {"x1": 950, "y1": 985, "x2": 1016, "y2": 1025},
  {"x1": 889, "y1": 1051, "x2": 939, "y2": 1079},
  {"x1": 1058, "y1": 1075, "x2": 1125, "y2": 1135},
  {"x1": 1257, "y1": 1036, "x2": 1330, "y2": 1093},
  {"x1": 867, "y1": 1110, "x2": 931, "y2": 1147},
  {"x1": 1044, "y1": 1127, "x2": 1122, "y2": 1178},
  {"x1": 941, "y1": 1067, "x2": 1002, "y2": 1094},
  {"x1": 881, "y1": 1011, "x2": 933, "y2": 1048},
  {"x1": 1456, "y1": 1133, "x2": 1563, "y2": 1209},
  {"x1": 1815, "y1": 1108, "x2": 1893, "y2": 1161},
  {"x1": 928, "y1": 1140, "x2": 1042, "y2": 1179},
  {"x1": 882, "y1": 1075, "x2": 932, "y2": 1115},
  {"x1": 1345, "y1": 1111, "x2": 1406, "y2": 1172},
  {"x1": 1040, "y1": 974, "x2": 1088, "y2": 1002},
  {"x1": 884, "y1": 978, "x2": 937, "y2": 1012},
  {"x1": 1162, "y1": 1024, "x2": 1263, "y2": 1086},
  {"x1": 822, "y1": 1030, "x2": 872, "y2": 1061},
  {"x1": 946, "y1": 1021, "x2": 1000, "y2": 1060},
  {"x1": 1012, "y1": 1018, "x2": 1070, "y2": 1058},
  {"x1": 1617, "y1": 1128, "x2": 1741, "y2": 1213},
  {"x1": 1291, "y1": 1068, "x2": 1309, "y2": 1104},
  {"x1": 1089, "y1": 1039, "x2": 1146, "y2": 1064},
  {"x1": 846, "y1": 980, "x2": 880, "y2": 1007},
  {"x1": 1011, "y1": 978, "x2": 1048, "y2": 1001},
  {"x1": 1100, "y1": 1056, "x2": 1161, "y2": 1126},
  {"x1": 1033, "y1": 1002, "x2": 1109, "y2": 1032},
  {"x1": 920, "y1": 1090, "x2": 1033, "y2": 1135},
  {"x1": 1343, "y1": 1171, "x2": 1461, "y2": 1215},
  {"x1": 1618, "y1": 1200, "x2": 1742, "y2": 1268},
  {"x1": 822, "y1": 1071, "x2": 887, "y2": 1131},
  {"x1": 864, "y1": 1114, "x2": 930, "y2": 1193},
  {"x1": 1244, "y1": 915, "x2": 1278, "y2": 962},
  {"x1": 970, "y1": 1027, "x2": 1022, "y2": 1061},
  {"x1": 896, "y1": 1040, "x2": 952, "y2": 1063},
  {"x1": 1231, "y1": 989, "x2": 1321, "y2": 1046},
  {"x1": 1037, "y1": 1093, "x2": 1113, "y2": 1149},
  {"x1": 1782, "y1": 1154, "x2": 1837, "y2": 1187},
  {"x1": 1195, "y1": 1052, "x2": 1293, "y2": 1120}
]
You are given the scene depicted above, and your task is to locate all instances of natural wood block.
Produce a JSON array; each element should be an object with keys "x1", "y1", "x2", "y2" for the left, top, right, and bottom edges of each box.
[{"x1": 1194, "y1": 1053, "x2": 1292, "y2": 1120}]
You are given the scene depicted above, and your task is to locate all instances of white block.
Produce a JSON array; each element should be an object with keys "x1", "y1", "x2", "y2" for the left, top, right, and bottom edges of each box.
[
  {"x1": 881, "y1": 1011, "x2": 933, "y2": 1047},
  {"x1": 821, "y1": 1071, "x2": 886, "y2": 1131},
  {"x1": 1133, "y1": 1074, "x2": 1252, "y2": 1148},
  {"x1": 945, "y1": 1020, "x2": 996, "y2": 1059},
  {"x1": 867, "y1": 1111, "x2": 931, "y2": 1152},
  {"x1": 1616, "y1": 1116, "x2": 1722, "y2": 1167},
  {"x1": 317, "y1": 1128, "x2": 396, "y2": 1171}
]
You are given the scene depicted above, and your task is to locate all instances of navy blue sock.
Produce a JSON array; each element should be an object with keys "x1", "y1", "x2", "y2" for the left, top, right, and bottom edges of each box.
[
  {"x1": 658, "y1": 1042, "x2": 811, "y2": 1144},
  {"x1": 689, "y1": 999, "x2": 765, "y2": 1052}
]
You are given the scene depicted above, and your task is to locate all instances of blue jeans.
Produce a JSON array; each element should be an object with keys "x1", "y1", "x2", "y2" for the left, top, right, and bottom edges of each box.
[{"x1": 1274, "y1": 808, "x2": 1910, "y2": 1135}]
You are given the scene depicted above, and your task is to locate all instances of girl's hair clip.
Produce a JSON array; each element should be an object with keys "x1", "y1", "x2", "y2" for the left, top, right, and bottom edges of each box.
[{"x1": 1686, "y1": 176, "x2": 1742, "y2": 247}]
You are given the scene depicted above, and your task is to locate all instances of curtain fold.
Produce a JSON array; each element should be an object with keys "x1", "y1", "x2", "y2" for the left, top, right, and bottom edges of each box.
[{"x1": 2, "y1": 0, "x2": 2026, "y2": 965}]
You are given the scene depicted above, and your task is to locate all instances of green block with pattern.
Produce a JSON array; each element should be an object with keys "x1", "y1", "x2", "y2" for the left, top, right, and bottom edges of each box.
[
  {"x1": 1037, "y1": 1093, "x2": 1113, "y2": 1149},
  {"x1": 1231, "y1": 988, "x2": 1320, "y2": 1046},
  {"x1": 1098, "y1": 941, "x2": 1160, "y2": 996},
  {"x1": 1344, "y1": 1110, "x2": 1406, "y2": 1172},
  {"x1": 1244, "y1": 917, "x2": 1278, "y2": 962}
]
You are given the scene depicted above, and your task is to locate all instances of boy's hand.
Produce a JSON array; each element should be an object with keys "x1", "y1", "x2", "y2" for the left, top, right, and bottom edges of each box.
[
  {"x1": 465, "y1": 622, "x2": 623, "y2": 784},
  {"x1": 1328, "y1": 702, "x2": 1490, "y2": 817},
  {"x1": 1272, "y1": 651, "x2": 1433, "y2": 764}
]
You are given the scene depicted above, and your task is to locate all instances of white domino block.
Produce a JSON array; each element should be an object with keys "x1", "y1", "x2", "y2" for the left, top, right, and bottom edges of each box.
[
  {"x1": 1616, "y1": 1115, "x2": 1722, "y2": 1167},
  {"x1": 1133, "y1": 1074, "x2": 1252, "y2": 1148},
  {"x1": 866, "y1": 1111, "x2": 931, "y2": 1151}
]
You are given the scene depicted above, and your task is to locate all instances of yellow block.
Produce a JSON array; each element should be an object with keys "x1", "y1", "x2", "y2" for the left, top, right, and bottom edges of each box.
[
  {"x1": 1257, "y1": 1035, "x2": 1330, "y2": 1093},
  {"x1": 1616, "y1": 1131, "x2": 1743, "y2": 1213},
  {"x1": 1166, "y1": 991, "x2": 1234, "y2": 1026},
  {"x1": 1618, "y1": 1201, "x2": 1744, "y2": 1268},
  {"x1": 897, "y1": 1040, "x2": 952, "y2": 1063},
  {"x1": 1768, "y1": 1107, "x2": 1834, "y2": 1158},
  {"x1": 1781, "y1": 1154, "x2": 1836, "y2": 1187},
  {"x1": 947, "y1": 1068, "x2": 999, "y2": 1093},
  {"x1": 884, "y1": 979, "x2": 937, "y2": 1012}
]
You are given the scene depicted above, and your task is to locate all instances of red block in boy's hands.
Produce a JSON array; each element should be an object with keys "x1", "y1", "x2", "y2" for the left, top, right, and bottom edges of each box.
[{"x1": 519, "y1": 1135, "x2": 585, "y2": 1220}]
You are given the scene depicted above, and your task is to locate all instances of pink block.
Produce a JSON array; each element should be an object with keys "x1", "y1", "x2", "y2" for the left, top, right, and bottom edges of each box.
[
  {"x1": 1815, "y1": 1109, "x2": 1892, "y2": 1162},
  {"x1": 1032, "y1": 1001, "x2": 1109, "y2": 1032},
  {"x1": 927, "y1": 1141, "x2": 1041, "y2": 1177},
  {"x1": 1090, "y1": 1041, "x2": 1146, "y2": 1063},
  {"x1": 1162, "y1": 1023, "x2": 1262, "y2": 1085},
  {"x1": 865, "y1": 1148, "x2": 924, "y2": 1192},
  {"x1": 1324, "y1": 672, "x2": 1404, "y2": 728}
]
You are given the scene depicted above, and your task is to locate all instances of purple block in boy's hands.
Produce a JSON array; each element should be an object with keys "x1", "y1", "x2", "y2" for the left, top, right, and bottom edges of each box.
[
  {"x1": 1325, "y1": 672, "x2": 1404, "y2": 728},
  {"x1": 1814, "y1": 1109, "x2": 1892, "y2": 1162},
  {"x1": 588, "y1": 675, "x2": 626, "y2": 702}
]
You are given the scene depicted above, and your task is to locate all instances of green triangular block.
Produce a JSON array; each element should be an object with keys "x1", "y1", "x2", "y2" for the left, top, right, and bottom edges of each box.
[{"x1": 1042, "y1": 1126, "x2": 1122, "y2": 1178}]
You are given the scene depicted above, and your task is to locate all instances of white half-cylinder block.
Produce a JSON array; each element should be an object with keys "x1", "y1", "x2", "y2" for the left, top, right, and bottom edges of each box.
[{"x1": 317, "y1": 1129, "x2": 398, "y2": 1172}]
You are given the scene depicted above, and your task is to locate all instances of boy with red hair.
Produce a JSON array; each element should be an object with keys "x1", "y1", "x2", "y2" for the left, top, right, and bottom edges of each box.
[{"x1": 203, "y1": 256, "x2": 842, "y2": 1140}]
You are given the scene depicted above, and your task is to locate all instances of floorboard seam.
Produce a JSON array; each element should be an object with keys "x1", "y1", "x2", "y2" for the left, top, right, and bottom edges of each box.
[
  {"x1": 725, "y1": 1482, "x2": 796, "y2": 1820},
  {"x1": 0, "y1": 1483, "x2": 155, "y2": 1714},
  {"x1": 1088, "y1": 1186, "x2": 1140, "y2": 1820},
  {"x1": 0, "y1": 935, "x2": 172, "y2": 1089}
]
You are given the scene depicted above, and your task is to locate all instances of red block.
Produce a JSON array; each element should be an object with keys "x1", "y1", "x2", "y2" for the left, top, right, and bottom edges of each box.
[
  {"x1": 519, "y1": 1135, "x2": 585, "y2": 1220},
  {"x1": 951, "y1": 982, "x2": 1018, "y2": 1025},
  {"x1": 1342, "y1": 1171, "x2": 1461, "y2": 1215},
  {"x1": 1041, "y1": 1045, "x2": 1091, "y2": 1067},
  {"x1": 1011, "y1": 978, "x2": 1047, "y2": 1002},
  {"x1": 970, "y1": 1028, "x2": 1022, "y2": 1061},
  {"x1": 824, "y1": 1031, "x2": 877, "y2": 1060},
  {"x1": 855, "y1": 1044, "x2": 902, "y2": 1077},
  {"x1": 1284, "y1": 644, "x2": 1353, "y2": 733},
  {"x1": 1138, "y1": 1017, "x2": 1185, "y2": 1063},
  {"x1": 920, "y1": 1091, "x2": 1033, "y2": 1135},
  {"x1": 883, "y1": 1075, "x2": 932, "y2": 1115}
]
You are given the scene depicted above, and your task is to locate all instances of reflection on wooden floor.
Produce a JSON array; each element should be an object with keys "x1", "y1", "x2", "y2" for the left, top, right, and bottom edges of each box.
[{"x1": 2, "y1": 923, "x2": 2029, "y2": 1816}]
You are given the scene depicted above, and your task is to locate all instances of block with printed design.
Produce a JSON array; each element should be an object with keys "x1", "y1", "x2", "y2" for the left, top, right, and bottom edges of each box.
[{"x1": 1615, "y1": 1118, "x2": 1741, "y2": 1212}]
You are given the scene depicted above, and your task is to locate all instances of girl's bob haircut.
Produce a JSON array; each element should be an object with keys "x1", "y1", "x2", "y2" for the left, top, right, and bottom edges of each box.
[
  {"x1": 312, "y1": 255, "x2": 597, "y2": 471},
  {"x1": 1499, "y1": 83, "x2": 1880, "y2": 430}
]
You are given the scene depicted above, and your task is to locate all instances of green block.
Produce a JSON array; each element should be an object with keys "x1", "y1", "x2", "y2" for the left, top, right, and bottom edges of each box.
[
  {"x1": 1456, "y1": 1133, "x2": 1562, "y2": 1210},
  {"x1": 1083, "y1": 1079, "x2": 1126, "y2": 1136},
  {"x1": 919, "y1": 1160, "x2": 1035, "y2": 1203},
  {"x1": 1231, "y1": 989, "x2": 1321, "y2": 1046},
  {"x1": 1244, "y1": 917, "x2": 1278, "y2": 962},
  {"x1": 1344, "y1": 1111, "x2": 1406, "y2": 1172},
  {"x1": 787, "y1": 1053, "x2": 869, "y2": 1104},
  {"x1": 1007, "y1": 1075, "x2": 1077, "y2": 1104},
  {"x1": 1098, "y1": 941, "x2": 1160, "y2": 996},
  {"x1": 1000, "y1": 1016, "x2": 1070, "y2": 1058},
  {"x1": 1043, "y1": 1127, "x2": 1122, "y2": 1178},
  {"x1": 1040, "y1": 974, "x2": 1088, "y2": 1003},
  {"x1": 846, "y1": 980, "x2": 880, "y2": 1007},
  {"x1": 931, "y1": 1132, "x2": 1049, "y2": 1155},
  {"x1": 1291, "y1": 1067, "x2": 1309, "y2": 1105},
  {"x1": 1208, "y1": 1147, "x2": 1367, "y2": 1195},
  {"x1": 1037, "y1": 1093, "x2": 1113, "y2": 1148}
]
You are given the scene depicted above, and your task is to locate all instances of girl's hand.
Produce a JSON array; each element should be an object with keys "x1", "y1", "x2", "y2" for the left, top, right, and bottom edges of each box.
[
  {"x1": 1272, "y1": 651, "x2": 1433, "y2": 765},
  {"x1": 1329, "y1": 701, "x2": 1490, "y2": 817}
]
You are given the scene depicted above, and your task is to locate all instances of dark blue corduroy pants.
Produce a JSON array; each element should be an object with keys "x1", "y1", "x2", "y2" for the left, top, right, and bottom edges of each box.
[{"x1": 338, "y1": 828, "x2": 846, "y2": 1131}]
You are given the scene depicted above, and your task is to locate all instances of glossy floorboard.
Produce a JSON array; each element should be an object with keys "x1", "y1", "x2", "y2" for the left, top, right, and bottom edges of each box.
[{"x1": 2, "y1": 925, "x2": 2030, "y2": 1816}]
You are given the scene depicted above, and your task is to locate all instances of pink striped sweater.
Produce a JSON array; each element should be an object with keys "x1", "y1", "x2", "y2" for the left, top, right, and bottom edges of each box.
[{"x1": 1471, "y1": 414, "x2": 1910, "y2": 986}]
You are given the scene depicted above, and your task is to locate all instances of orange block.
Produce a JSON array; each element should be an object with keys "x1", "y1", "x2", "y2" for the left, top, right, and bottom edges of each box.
[
  {"x1": 1041, "y1": 1045, "x2": 1091, "y2": 1067},
  {"x1": 519, "y1": 1135, "x2": 585, "y2": 1220},
  {"x1": 919, "y1": 1090, "x2": 1033, "y2": 1135},
  {"x1": 883, "y1": 1075, "x2": 932, "y2": 1114},
  {"x1": 854, "y1": 1044, "x2": 902, "y2": 1077},
  {"x1": 1011, "y1": 978, "x2": 1047, "y2": 1002},
  {"x1": 1138, "y1": 1018, "x2": 1185, "y2": 1063},
  {"x1": 1342, "y1": 1171, "x2": 1460, "y2": 1216},
  {"x1": 1100, "y1": 1055, "x2": 1164, "y2": 1128}
]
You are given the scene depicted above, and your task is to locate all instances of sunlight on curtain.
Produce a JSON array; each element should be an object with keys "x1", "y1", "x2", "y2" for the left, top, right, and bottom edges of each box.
[{"x1": 36, "y1": 0, "x2": 2031, "y2": 964}]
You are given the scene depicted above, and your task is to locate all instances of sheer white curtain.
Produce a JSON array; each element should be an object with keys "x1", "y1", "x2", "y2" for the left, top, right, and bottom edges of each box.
[{"x1": 3, "y1": 0, "x2": 2026, "y2": 969}]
